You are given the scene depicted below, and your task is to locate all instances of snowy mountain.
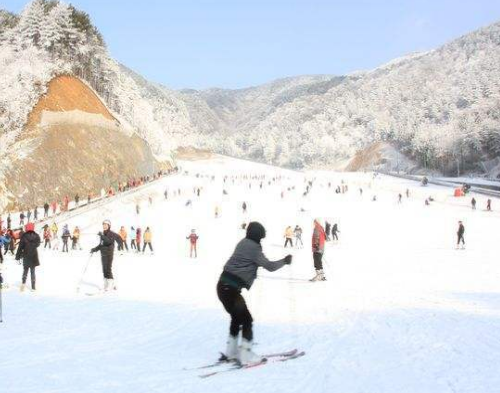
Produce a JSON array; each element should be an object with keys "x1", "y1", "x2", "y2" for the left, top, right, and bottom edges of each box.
[{"x1": 181, "y1": 24, "x2": 500, "y2": 173}]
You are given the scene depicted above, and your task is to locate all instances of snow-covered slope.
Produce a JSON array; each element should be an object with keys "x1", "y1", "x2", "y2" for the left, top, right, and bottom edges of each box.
[{"x1": 1, "y1": 156, "x2": 499, "y2": 392}]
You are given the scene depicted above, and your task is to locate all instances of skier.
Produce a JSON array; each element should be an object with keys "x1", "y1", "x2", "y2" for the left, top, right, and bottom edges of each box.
[
  {"x1": 33, "y1": 207, "x2": 38, "y2": 221},
  {"x1": 16, "y1": 223, "x2": 41, "y2": 292},
  {"x1": 471, "y1": 197, "x2": 476, "y2": 210},
  {"x1": 217, "y1": 222, "x2": 292, "y2": 365},
  {"x1": 7, "y1": 214, "x2": 11, "y2": 230},
  {"x1": 1, "y1": 232, "x2": 12, "y2": 256},
  {"x1": 331, "y1": 223, "x2": 340, "y2": 241},
  {"x1": 129, "y1": 226, "x2": 137, "y2": 250},
  {"x1": 310, "y1": 219, "x2": 327, "y2": 282},
  {"x1": 42, "y1": 225, "x2": 52, "y2": 249},
  {"x1": 90, "y1": 220, "x2": 123, "y2": 291},
  {"x1": 61, "y1": 225, "x2": 71, "y2": 252},
  {"x1": 119, "y1": 226, "x2": 129, "y2": 252},
  {"x1": 187, "y1": 229, "x2": 199, "y2": 258},
  {"x1": 135, "y1": 227, "x2": 142, "y2": 253},
  {"x1": 398, "y1": 193, "x2": 402, "y2": 204},
  {"x1": 19, "y1": 212, "x2": 25, "y2": 226},
  {"x1": 142, "y1": 227, "x2": 153, "y2": 253},
  {"x1": 324, "y1": 221, "x2": 331, "y2": 241},
  {"x1": 43, "y1": 202, "x2": 49, "y2": 218},
  {"x1": 284, "y1": 226, "x2": 294, "y2": 248},
  {"x1": 487, "y1": 199, "x2": 492, "y2": 211},
  {"x1": 215, "y1": 206, "x2": 220, "y2": 218},
  {"x1": 456, "y1": 221, "x2": 465, "y2": 249},
  {"x1": 72, "y1": 226, "x2": 82, "y2": 250},
  {"x1": 242, "y1": 202, "x2": 247, "y2": 214},
  {"x1": 51, "y1": 222, "x2": 58, "y2": 238},
  {"x1": 294, "y1": 225, "x2": 303, "y2": 247}
]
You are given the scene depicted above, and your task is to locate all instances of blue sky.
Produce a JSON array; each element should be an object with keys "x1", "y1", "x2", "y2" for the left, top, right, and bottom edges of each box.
[{"x1": 3, "y1": 0, "x2": 500, "y2": 89}]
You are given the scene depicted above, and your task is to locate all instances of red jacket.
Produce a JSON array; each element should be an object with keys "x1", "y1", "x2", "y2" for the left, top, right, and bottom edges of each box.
[
  {"x1": 187, "y1": 233, "x2": 198, "y2": 244},
  {"x1": 312, "y1": 222, "x2": 326, "y2": 254}
]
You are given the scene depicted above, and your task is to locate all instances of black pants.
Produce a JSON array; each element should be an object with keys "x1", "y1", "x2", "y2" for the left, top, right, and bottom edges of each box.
[
  {"x1": 284, "y1": 238, "x2": 293, "y2": 247},
  {"x1": 457, "y1": 234, "x2": 465, "y2": 245},
  {"x1": 101, "y1": 254, "x2": 114, "y2": 279},
  {"x1": 217, "y1": 280, "x2": 253, "y2": 341},
  {"x1": 332, "y1": 232, "x2": 338, "y2": 240},
  {"x1": 62, "y1": 240, "x2": 68, "y2": 252},
  {"x1": 142, "y1": 242, "x2": 153, "y2": 252},
  {"x1": 313, "y1": 252, "x2": 323, "y2": 270},
  {"x1": 22, "y1": 266, "x2": 36, "y2": 289},
  {"x1": 131, "y1": 239, "x2": 136, "y2": 250},
  {"x1": 44, "y1": 239, "x2": 51, "y2": 249}
]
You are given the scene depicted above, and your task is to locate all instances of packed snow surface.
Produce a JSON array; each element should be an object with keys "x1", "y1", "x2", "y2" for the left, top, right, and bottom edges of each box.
[{"x1": 1, "y1": 156, "x2": 499, "y2": 393}]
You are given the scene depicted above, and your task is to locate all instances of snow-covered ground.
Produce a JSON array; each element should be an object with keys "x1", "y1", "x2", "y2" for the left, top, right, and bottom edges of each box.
[{"x1": 1, "y1": 156, "x2": 500, "y2": 393}]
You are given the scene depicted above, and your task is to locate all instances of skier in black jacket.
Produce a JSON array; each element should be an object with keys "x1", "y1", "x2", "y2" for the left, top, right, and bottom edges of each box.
[
  {"x1": 217, "y1": 222, "x2": 292, "y2": 365},
  {"x1": 90, "y1": 220, "x2": 123, "y2": 291},
  {"x1": 15, "y1": 223, "x2": 41, "y2": 291}
]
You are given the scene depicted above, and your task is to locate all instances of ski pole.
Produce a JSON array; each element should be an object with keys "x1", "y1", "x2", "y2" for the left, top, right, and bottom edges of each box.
[{"x1": 76, "y1": 253, "x2": 94, "y2": 293}]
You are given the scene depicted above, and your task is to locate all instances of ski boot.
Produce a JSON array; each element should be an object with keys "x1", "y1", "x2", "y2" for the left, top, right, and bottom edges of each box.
[
  {"x1": 219, "y1": 335, "x2": 239, "y2": 362},
  {"x1": 238, "y1": 339, "x2": 265, "y2": 365},
  {"x1": 310, "y1": 269, "x2": 326, "y2": 282}
]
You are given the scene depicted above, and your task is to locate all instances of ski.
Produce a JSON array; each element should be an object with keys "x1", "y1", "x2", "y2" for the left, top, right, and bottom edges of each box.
[
  {"x1": 187, "y1": 349, "x2": 298, "y2": 371},
  {"x1": 198, "y1": 350, "x2": 305, "y2": 378}
]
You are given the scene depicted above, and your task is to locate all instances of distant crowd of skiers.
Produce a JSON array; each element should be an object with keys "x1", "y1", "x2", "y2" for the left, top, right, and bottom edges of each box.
[{"x1": 0, "y1": 168, "x2": 177, "y2": 233}]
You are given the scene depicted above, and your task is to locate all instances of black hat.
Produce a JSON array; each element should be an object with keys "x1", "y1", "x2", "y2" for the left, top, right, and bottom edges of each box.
[{"x1": 246, "y1": 222, "x2": 266, "y2": 244}]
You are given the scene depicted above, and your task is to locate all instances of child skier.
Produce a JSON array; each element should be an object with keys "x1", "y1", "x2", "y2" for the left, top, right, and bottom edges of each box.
[{"x1": 217, "y1": 222, "x2": 292, "y2": 365}]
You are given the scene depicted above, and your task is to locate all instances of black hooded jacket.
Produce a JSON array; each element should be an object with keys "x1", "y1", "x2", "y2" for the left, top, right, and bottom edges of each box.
[{"x1": 221, "y1": 222, "x2": 286, "y2": 290}]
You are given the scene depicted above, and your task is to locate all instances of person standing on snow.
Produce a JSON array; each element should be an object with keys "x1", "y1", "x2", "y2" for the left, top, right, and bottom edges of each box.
[
  {"x1": 129, "y1": 227, "x2": 137, "y2": 251},
  {"x1": 294, "y1": 225, "x2": 303, "y2": 247},
  {"x1": 310, "y1": 219, "x2": 327, "y2": 282},
  {"x1": 135, "y1": 227, "x2": 142, "y2": 253},
  {"x1": 119, "y1": 226, "x2": 129, "y2": 252},
  {"x1": 217, "y1": 222, "x2": 292, "y2": 365},
  {"x1": 61, "y1": 225, "x2": 71, "y2": 252},
  {"x1": 15, "y1": 223, "x2": 41, "y2": 292},
  {"x1": 284, "y1": 226, "x2": 294, "y2": 248},
  {"x1": 471, "y1": 197, "x2": 476, "y2": 210},
  {"x1": 72, "y1": 226, "x2": 82, "y2": 250},
  {"x1": 43, "y1": 225, "x2": 52, "y2": 249},
  {"x1": 456, "y1": 221, "x2": 465, "y2": 249},
  {"x1": 142, "y1": 227, "x2": 153, "y2": 253},
  {"x1": 487, "y1": 199, "x2": 492, "y2": 211},
  {"x1": 90, "y1": 220, "x2": 123, "y2": 291},
  {"x1": 331, "y1": 223, "x2": 340, "y2": 241},
  {"x1": 324, "y1": 221, "x2": 331, "y2": 241},
  {"x1": 187, "y1": 229, "x2": 199, "y2": 258}
]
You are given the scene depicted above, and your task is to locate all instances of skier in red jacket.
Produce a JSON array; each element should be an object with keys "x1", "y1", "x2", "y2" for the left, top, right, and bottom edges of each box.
[
  {"x1": 187, "y1": 229, "x2": 199, "y2": 258},
  {"x1": 310, "y1": 218, "x2": 327, "y2": 281}
]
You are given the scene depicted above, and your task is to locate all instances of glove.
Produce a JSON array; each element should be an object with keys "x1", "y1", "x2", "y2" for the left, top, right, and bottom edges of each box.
[
  {"x1": 97, "y1": 232, "x2": 103, "y2": 237},
  {"x1": 284, "y1": 255, "x2": 292, "y2": 265},
  {"x1": 90, "y1": 247, "x2": 98, "y2": 254}
]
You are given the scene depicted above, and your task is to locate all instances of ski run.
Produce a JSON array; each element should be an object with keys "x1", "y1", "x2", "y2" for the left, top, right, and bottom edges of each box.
[{"x1": 1, "y1": 155, "x2": 500, "y2": 393}]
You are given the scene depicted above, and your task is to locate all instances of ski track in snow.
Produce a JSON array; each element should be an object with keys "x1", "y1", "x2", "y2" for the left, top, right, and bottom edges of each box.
[{"x1": 1, "y1": 156, "x2": 500, "y2": 393}]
